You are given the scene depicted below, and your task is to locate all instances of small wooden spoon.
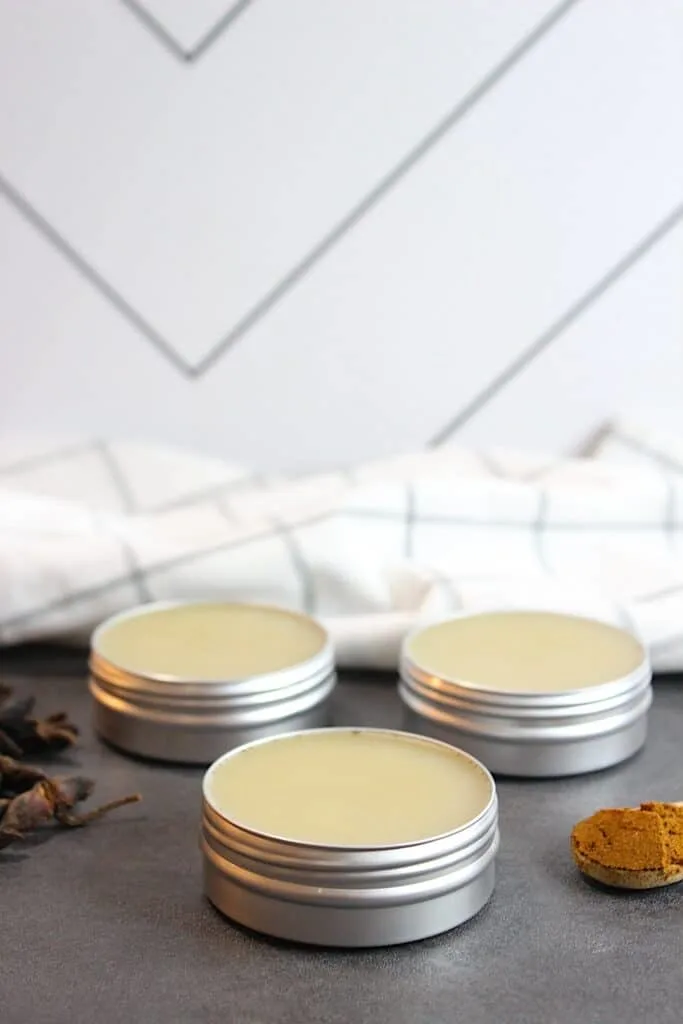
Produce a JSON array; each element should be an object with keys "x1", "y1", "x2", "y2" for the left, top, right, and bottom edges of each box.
[
  {"x1": 572, "y1": 845, "x2": 683, "y2": 889},
  {"x1": 571, "y1": 802, "x2": 683, "y2": 890}
]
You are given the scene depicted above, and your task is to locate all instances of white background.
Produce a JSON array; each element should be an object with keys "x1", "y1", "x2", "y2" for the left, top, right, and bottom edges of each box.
[{"x1": 0, "y1": 0, "x2": 681, "y2": 471}]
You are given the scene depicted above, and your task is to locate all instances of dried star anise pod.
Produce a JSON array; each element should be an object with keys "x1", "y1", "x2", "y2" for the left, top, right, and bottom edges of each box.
[
  {"x1": 0, "y1": 687, "x2": 79, "y2": 757},
  {"x1": 0, "y1": 756, "x2": 140, "y2": 850},
  {"x1": 0, "y1": 754, "x2": 48, "y2": 793}
]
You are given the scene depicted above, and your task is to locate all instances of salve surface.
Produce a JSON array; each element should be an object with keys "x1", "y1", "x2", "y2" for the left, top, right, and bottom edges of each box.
[
  {"x1": 407, "y1": 611, "x2": 644, "y2": 693},
  {"x1": 205, "y1": 730, "x2": 492, "y2": 846},
  {"x1": 95, "y1": 603, "x2": 326, "y2": 680}
]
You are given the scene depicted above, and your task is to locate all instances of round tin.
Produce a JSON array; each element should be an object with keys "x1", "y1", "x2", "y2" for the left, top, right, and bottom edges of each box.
[
  {"x1": 89, "y1": 601, "x2": 336, "y2": 765},
  {"x1": 201, "y1": 728, "x2": 498, "y2": 947},
  {"x1": 399, "y1": 611, "x2": 652, "y2": 778}
]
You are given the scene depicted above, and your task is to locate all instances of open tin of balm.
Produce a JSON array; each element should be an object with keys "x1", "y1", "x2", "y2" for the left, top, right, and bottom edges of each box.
[
  {"x1": 89, "y1": 601, "x2": 336, "y2": 764},
  {"x1": 399, "y1": 611, "x2": 652, "y2": 778},
  {"x1": 202, "y1": 728, "x2": 498, "y2": 947}
]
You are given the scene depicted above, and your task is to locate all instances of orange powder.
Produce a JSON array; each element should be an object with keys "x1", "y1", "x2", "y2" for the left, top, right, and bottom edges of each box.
[{"x1": 571, "y1": 802, "x2": 683, "y2": 875}]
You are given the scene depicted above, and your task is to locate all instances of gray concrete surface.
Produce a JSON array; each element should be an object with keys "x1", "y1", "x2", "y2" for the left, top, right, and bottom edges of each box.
[{"x1": 2, "y1": 645, "x2": 682, "y2": 1024}]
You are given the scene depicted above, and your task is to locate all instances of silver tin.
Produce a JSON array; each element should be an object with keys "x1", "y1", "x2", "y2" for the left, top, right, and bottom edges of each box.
[
  {"x1": 89, "y1": 601, "x2": 336, "y2": 765},
  {"x1": 201, "y1": 728, "x2": 499, "y2": 947},
  {"x1": 399, "y1": 613, "x2": 652, "y2": 778}
]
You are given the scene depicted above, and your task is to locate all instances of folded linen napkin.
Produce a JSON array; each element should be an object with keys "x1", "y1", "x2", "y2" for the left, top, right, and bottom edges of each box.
[{"x1": 2, "y1": 419, "x2": 683, "y2": 672}]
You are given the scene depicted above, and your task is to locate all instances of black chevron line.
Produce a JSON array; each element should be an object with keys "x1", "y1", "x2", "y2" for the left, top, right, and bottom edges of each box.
[
  {"x1": 193, "y1": 0, "x2": 583, "y2": 374},
  {"x1": 1, "y1": 0, "x2": 581, "y2": 379},
  {"x1": 429, "y1": 201, "x2": 683, "y2": 447},
  {"x1": 0, "y1": 173, "x2": 193, "y2": 375},
  {"x1": 120, "y1": 0, "x2": 253, "y2": 62}
]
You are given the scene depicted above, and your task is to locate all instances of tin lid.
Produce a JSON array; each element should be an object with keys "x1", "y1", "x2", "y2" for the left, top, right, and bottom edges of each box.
[
  {"x1": 89, "y1": 600, "x2": 335, "y2": 705},
  {"x1": 400, "y1": 609, "x2": 651, "y2": 716},
  {"x1": 203, "y1": 727, "x2": 496, "y2": 847},
  {"x1": 202, "y1": 728, "x2": 498, "y2": 891}
]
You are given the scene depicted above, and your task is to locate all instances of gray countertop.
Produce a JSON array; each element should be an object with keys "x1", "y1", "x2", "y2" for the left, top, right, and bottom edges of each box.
[{"x1": 2, "y1": 646, "x2": 682, "y2": 1024}]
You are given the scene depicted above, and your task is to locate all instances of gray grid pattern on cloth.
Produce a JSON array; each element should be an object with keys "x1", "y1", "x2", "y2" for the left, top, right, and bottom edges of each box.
[
  {"x1": 94, "y1": 441, "x2": 153, "y2": 603},
  {"x1": 404, "y1": 484, "x2": 416, "y2": 559},
  {"x1": 664, "y1": 476, "x2": 679, "y2": 553},
  {"x1": 0, "y1": 513, "x2": 330, "y2": 632},
  {"x1": 0, "y1": 440, "x2": 96, "y2": 476},
  {"x1": 159, "y1": 474, "x2": 267, "y2": 514},
  {"x1": 213, "y1": 493, "x2": 316, "y2": 614},
  {"x1": 533, "y1": 490, "x2": 551, "y2": 572},
  {"x1": 635, "y1": 583, "x2": 683, "y2": 605},
  {"x1": 0, "y1": 438, "x2": 265, "y2": 515},
  {"x1": 594, "y1": 424, "x2": 683, "y2": 564},
  {"x1": 268, "y1": 518, "x2": 317, "y2": 615},
  {"x1": 3, "y1": 425, "x2": 683, "y2": 651},
  {"x1": 0, "y1": 437, "x2": 329, "y2": 629}
]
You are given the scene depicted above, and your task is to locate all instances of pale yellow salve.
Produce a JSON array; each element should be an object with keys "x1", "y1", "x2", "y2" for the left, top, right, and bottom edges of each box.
[
  {"x1": 406, "y1": 611, "x2": 645, "y2": 693},
  {"x1": 95, "y1": 603, "x2": 326, "y2": 681},
  {"x1": 204, "y1": 730, "x2": 493, "y2": 846}
]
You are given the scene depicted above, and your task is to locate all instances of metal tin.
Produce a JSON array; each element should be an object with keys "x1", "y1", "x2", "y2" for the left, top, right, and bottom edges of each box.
[
  {"x1": 89, "y1": 601, "x2": 336, "y2": 765},
  {"x1": 201, "y1": 728, "x2": 499, "y2": 947},
  {"x1": 399, "y1": 611, "x2": 652, "y2": 778}
]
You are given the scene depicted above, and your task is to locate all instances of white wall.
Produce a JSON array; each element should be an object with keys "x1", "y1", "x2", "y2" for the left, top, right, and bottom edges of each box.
[{"x1": 0, "y1": 0, "x2": 681, "y2": 471}]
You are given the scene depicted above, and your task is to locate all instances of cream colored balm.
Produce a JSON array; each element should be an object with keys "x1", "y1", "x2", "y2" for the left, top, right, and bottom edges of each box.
[
  {"x1": 202, "y1": 728, "x2": 499, "y2": 945},
  {"x1": 94, "y1": 602, "x2": 327, "y2": 680},
  {"x1": 406, "y1": 611, "x2": 645, "y2": 693},
  {"x1": 204, "y1": 729, "x2": 493, "y2": 846}
]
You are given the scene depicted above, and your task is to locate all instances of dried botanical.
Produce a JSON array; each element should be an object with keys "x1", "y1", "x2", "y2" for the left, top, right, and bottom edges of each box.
[
  {"x1": 0, "y1": 755, "x2": 140, "y2": 850},
  {"x1": 0, "y1": 685, "x2": 141, "y2": 856},
  {"x1": 0, "y1": 687, "x2": 79, "y2": 757}
]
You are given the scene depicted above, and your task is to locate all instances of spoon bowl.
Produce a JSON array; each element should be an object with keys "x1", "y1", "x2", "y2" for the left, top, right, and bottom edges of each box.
[
  {"x1": 571, "y1": 841, "x2": 683, "y2": 889},
  {"x1": 571, "y1": 801, "x2": 683, "y2": 890}
]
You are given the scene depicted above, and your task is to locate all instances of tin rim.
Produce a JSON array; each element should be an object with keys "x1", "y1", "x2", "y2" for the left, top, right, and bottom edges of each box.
[
  {"x1": 202, "y1": 820, "x2": 499, "y2": 910},
  {"x1": 400, "y1": 608, "x2": 651, "y2": 710},
  {"x1": 202, "y1": 726, "x2": 497, "y2": 853},
  {"x1": 399, "y1": 678, "x2": 652, "y2": 743},
  {"x1": 90, "y1": 600, "x2": 335, "y2": 700}
]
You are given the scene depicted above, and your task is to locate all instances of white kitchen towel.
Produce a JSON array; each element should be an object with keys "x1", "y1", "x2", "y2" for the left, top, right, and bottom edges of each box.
[{"x1": 2, "y1": 418, "x2": 683, "y2": 672}]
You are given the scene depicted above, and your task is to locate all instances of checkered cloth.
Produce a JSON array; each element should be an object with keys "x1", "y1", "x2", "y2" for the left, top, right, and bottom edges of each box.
[{"x1": 2, "y1": 419, "x2": 683, "y2": 672}]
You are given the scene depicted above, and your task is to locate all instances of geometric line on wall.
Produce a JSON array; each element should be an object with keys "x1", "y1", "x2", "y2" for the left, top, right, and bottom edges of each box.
[
  {"x1": 188, "y1": 0, "x2": 582, "y2": 376},
  {"x1": 0, "y1": 0, "x2": 580, "y2": 379},
  {"x1": 119, "y1": 0, "x2": 254, "y2": 62},
  {"x1": 0, "y1": 172, "x2": 190, "y2": 376},
  {"x1": 189, "y1": 0, "x2": 581, "y2": 376},
  {"x1": 428, "y1": 199, "x2": 683, "y2": 447}
]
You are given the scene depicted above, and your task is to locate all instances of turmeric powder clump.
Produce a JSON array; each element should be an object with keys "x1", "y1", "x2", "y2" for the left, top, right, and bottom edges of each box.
[
  {"x1": 571, "y1": 802, "x2": 683, "y2": 888},
  {"x1": 641, "y1": 802, "x2": 683, "y2": 869}
]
